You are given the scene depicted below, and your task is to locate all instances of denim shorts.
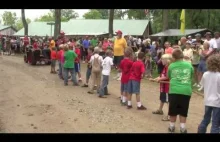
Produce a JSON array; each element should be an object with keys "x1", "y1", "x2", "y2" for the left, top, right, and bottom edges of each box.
[
  {"x1": 86, "y1": 68, "x2": 92, "y2": 80},
  {"x1": 198, "y1": 61, "x2": 207, "y2": 73},
  {"x1": 160, "y1": 92, "x2": 169, "y2": 103},
  {"x1": 75, "y1": 63, "x2": 80, "y2": 72},
  {"x1": 121, "y1": 83, "x2": 128, "y2": 93},
  {"x1": 51, "y1": 59, "x2": 56, "y2": 67},
  {"x1": 128, "y1": 80, "x2": 140, "y2": 94}
]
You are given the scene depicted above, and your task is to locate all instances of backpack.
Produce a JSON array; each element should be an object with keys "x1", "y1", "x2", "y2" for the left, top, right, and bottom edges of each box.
[{"x1": 92, "y1": 56, "x2": 101, "y2": 73}]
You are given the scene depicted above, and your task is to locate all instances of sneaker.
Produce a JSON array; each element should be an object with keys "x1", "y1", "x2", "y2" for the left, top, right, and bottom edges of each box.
[
  {"x1": 168, "y1": 126, "x2": 175, "y2": 133},
  {"x1": 116, "y1": 77, "x2": 121, "y2": 81},
  {"x1": 180, "y1": 128, "x2": 187, "y2": 133},
  {"x1": 196, "y1": 84, "x2": 201, "y2": 88},
  {"x1": 193, "y1": 83, "x2": 197, "y2": 87},
  {"x1": 73, "y1": 83, "x2": 79, "y2": 86},
  {"x1": 137, "y1": 105, "x2": 147, "y2": 110},
  {"x1": 121, "y1": 102, "x2": 127, "y2": 106},
  {"x1": 82, "y1": 84, "x2": 88, "y2": 87},
  {"x1": 127, "y1": 105, "x2": 133, "y2": 109},
  {"x1": 98, "y1": 96, "x2": 107, "y2": 98},
  {"x1": 88, "y1": 91, "x2": 94, "y2": 94}
]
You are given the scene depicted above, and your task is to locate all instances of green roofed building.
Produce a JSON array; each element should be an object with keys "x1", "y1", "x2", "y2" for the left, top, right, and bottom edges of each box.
[{"x1": 14, "y1": 19, "x2": 152, "y2": 37}]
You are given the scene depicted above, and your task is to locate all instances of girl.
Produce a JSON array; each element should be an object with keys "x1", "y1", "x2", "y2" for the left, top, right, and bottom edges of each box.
[
  {"x1": 183, "y1": 42, "x2": 193, "y2": 63},
  {"x1": 151, "y1": 54, "x2": 172, "y2": 121},
  {"x1": 75, "y1": 44, "x2": 82, "y2": 82}
]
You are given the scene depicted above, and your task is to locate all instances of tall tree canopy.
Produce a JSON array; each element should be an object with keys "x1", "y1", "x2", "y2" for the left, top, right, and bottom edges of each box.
[
  {"x1": 83, "y1": 10, "x2": 102, "y2": 19},
  {"x1": 2, "y1": 11, "x2": 17, "y2": 26}
]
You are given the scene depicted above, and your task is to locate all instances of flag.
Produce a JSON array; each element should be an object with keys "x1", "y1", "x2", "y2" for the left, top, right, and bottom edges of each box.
[
  {"x1": 180, "y1": 9, "x2": 185, "y2": 34},
  {"x1": 144, "y1": 9, "x2": 149, "y2": 15}
]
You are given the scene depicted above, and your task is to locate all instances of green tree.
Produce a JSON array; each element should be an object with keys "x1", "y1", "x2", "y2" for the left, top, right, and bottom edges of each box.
[
  {"x1": 35, "y1": 12, "x2": 54, "y2": 22},
  {"x1": 15, "y1": 18, "x2": 31, "y2": 31},
  {"x1": 96, "y1": 9, "x2": 109, "y2": 19},
  {"x1": 126, "y1": 9, "x2": 146, "y2": 19},
  {"x1": 1, "y1": 11, "x2": 17, "y2": 26},
  {"x1": 50, "y1": 9, "x2": 79, "y2": 21},
  {"x1": 83, "y1": 10, "x2": 102, "y2": 19}
]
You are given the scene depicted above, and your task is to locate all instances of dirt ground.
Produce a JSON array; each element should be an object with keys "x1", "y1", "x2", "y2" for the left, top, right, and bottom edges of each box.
[{"x1": 0, "y1": 55, "x2": 208, "y2": 133}]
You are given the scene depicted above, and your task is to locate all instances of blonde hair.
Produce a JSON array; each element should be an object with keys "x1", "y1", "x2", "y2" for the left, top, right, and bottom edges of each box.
[
  {"x1": 59, "y1": 44, "x2": 64, "y2": 49},
  {"x1": 63, "y1": 44, "x2": 69, "y2": 51},
  {"x1": 161, "y1": 54, "x2": 173, "y2": 65}
]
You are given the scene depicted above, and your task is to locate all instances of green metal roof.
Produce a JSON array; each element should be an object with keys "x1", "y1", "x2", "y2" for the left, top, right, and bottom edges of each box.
[
  {"x1": 0, "y1": 24, "x2": 10, "y2": 31},
  {"x1": 14, "y1": 19, "x2": 149, "y2": 36},
  {"x1": 14, "y1": 22, "x2": 68, "y2": 36}
]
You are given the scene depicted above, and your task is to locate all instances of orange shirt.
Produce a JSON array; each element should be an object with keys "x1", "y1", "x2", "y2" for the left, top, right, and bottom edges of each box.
[
  {"x1": 49, "y1": 40, "x2": 55, "y2": 50},
  {"x1": 165, "y1": 47, "x2": 173, "y2": 54}
]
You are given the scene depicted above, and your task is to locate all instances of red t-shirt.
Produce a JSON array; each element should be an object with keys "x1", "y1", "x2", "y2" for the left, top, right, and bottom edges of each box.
[
  {"x1": 33, "y1": 42, "x2": 38, "y2": 49},
  {"x1": 160, "y1": 66, "x2": 169, "y2": 93},
  {"x1": 120, "y1": 58, "x2": 133, "y2": 83},
  {"x1": 51, "y1": 50, "x2": 57, "y2": 60},
  {"x1": 129, "y1": 60, "x2": 145, "y2": 82},
  {"x1": 57, "y1": 50, "x2": 63, "y2": 61},
  {"x1": 23, "y1": 37, "x2": 29, "y2": 46},
  {"x1": 75, "y1": 48, "x2": 81, "y2": 63}
]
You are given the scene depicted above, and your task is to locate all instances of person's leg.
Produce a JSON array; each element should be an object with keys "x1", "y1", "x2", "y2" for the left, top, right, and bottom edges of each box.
[
  {"x1": 193, "y1": 65, "x2": 198, "y2": 86},
  {"x1": 99, "y1": 75, "x2": 108, "y2": 97},
  {"x1": 168, "y1": 94, "x2": 178, "y2": 132},
  {"x1": 198, "y1": 106, "x2": 212, "y2": 133},
  {"x1": 77, "y1": 63, "x2": 82, "y2": 81},
  {"x1": 96, "y1": 73, "x2": 101, "y2": 93},
  {"x1": 63, "y1": 68, "x2": 68, "y2": 85},
  {"x1": 58, "y1": 61, "x2": 62, "y2": 78},
  {"x1": 70, "y1": 68, "x2": 78, "y2": 85},
  {"x1": 127, "y1": 80, "x2": 133, "y2": 108},
  {"x1": 134, "y1": 81, "x2": 146, "y2": 110},
  {"x1": 104, "y1": 76, "x2": 109, "y2": 95},
  {"x1": 210, "y1": 107, "x2": 220, "y2": 133},
  {"x1": 88, "y1": 72, "x2": 95, "y2": 93}
]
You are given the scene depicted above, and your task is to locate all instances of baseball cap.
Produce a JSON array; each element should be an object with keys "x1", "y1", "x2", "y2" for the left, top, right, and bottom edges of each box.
[
  {"x1": 205, "y1": 32, "x2": 212, "y2": 36},
  {"x1": 214, "y1": 32, "x2": 219, "y2": 35},
  {"x1": 195, "y1": 33, "x2": 201, "y2": 37},
  {"x1": 188, "y1": 36, "x2": 191, "y2": 38},
  {"x1": 60, "y1": 31, "x2": 65, "y2": 35},
  {"x1": 115, "y1": 30, "x2": 122, "y2": 35}
]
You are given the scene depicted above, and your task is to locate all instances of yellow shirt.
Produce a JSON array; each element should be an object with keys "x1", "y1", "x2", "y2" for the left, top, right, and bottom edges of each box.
[
  {"x1": 50, "y1": 40, "x2": 55, "y2": 50},
  {"x1": 113, "y1": 37, "x2": 127, "y2": 56}
]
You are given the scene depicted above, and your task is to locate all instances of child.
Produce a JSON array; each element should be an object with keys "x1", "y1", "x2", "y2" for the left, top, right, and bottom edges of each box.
[
  {"x1": 99, "y1": 50, "x2": 113, "y2": 98},
  {"x1": 151, "y1": 54, "x2": 172, "y2": 121},
  {"x1": 50, "y1": 47, "x2": 57, "y2": 74},
  {"x1": 82, "y1": 46, "x2": 94, "y2": 87},
  {"x1": 167, "y1": 49, "x2": 194, "y2": 133},
  {"x1": 127, "y1": 52, "x2": 147, "y2": 110},
  {"x1": 63, "y1": 44, "x2": 78, "y2": 86},
  {"x1": 145, "y1": 49, "x2": 152, "y2": 78},
  {"x1": 75, "y1": 44, "x2": 82, "y2": 82},
  {"x1": 197, "y1": 54, "x2": 220, "y2": 133},
  {"x1": 87, "y1": 47, "x2": 103, "y2": 94},
  {"x1": 57, "y1": 44, "x2": 64, "y2": 79},
  {"x1": 119, "y1": 48, "x2": 133, "y2": 105}
]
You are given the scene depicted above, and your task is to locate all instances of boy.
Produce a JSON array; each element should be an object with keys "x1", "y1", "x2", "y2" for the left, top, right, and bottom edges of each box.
[
  {"x1": 198, "y1": 54, "x2": 220, "y2": 133},
  {"x1": 63, "y1": 44, "x2": 78, "y2": 86},
  {"x1": 57, "y1": 44, "x2": 64, "y2": 79},
  {"x1": 50, "y1": 47, "x2": 57, "y2": 74},
  {"x1": 127, "y1": 52, "x2": 147, "y2": 110},
  {"x1": 82, "y1": 46, "x2": 94, "y2": 87},
  {"x1": 151, "y1": 54, "x2": 172, "y2": 121},
  {"x1": 75, "y1": 44, "x2": 82, "y2": 82},
  {"x1": 119, "y1": 49, "x2": 133, "y2": 105},
  {"x1": 145, "y1": 49, "x2": 152, "y2": 78},
  {"x1": 88, "y1": 47, "x2": 103, "y2": 94},
  {"x1": 99, "y1": 50, "x2": 113, "y2": 98},
  {"x1": 168, "y1": 49, "x2": 194, "y2": 133}
]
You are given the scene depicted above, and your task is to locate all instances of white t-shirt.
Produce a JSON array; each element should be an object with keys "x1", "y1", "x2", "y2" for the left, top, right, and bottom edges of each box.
[
  {"x1": 90, "y1": 54, "x2": 103, "y2": 65},
  {"x1": 102, "y1": 56, "x2": 113, "y2": 76},
  {"x1": 215, "y1": 38, "x2": 220, "y2": 49},
  {"x1": 200, "y1": 71, "x2": 220, "y2": 108},
  {"x1": 204, "y1": 38, "x2": 217, "y2": 51}
]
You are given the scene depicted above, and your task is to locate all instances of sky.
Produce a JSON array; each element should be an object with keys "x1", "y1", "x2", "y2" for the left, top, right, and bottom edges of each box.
[{"x1": 0, "y1": 9, "x2": 89, "y2": 21}]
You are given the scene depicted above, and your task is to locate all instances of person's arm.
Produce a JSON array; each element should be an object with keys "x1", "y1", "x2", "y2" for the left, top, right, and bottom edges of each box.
[
  {"x1": 123, "y1": 38, "x2": 127, "y2": 49},
  {"x1": 168, "y1": 65, "x2": 171, "y2": 80},
  {"x1": 141, "y1": 63, "x2": 145, "y2": 79},
  {"x1": 73, "y1": 51, "x2": 77, "y2": 58},
  {"x1": 191, "y1": 65, "x2": 194, "y2": 81}
]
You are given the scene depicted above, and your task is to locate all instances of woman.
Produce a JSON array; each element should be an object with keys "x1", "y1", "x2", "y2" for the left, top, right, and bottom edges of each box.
[
  {"x1": 197, "y1": 42, "x2": 209, "y2": 89},
  {"x1": 102, "y1": 38, "x2": 109, "y2": 52},
  {"x1": 183, "y1": 42, "x2": 193, "y2": 63},
  {"x1": 155, "y1": 41, "x2": 164, "y2": 74}
]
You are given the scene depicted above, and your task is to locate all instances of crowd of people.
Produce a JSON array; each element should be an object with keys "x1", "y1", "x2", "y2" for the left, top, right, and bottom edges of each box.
[{"x1": 1, "y1": 30, "x2": 220, "y2": 134}]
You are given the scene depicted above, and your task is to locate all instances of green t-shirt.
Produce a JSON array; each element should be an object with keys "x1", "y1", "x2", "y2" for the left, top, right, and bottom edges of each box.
[
  {"x1": 90, "y1": 39, "x2": 98, "y2": 47},
  {"x1": 168, "y1": 60, "x2": 194, "y2": 96},
  {"x1": 64, "y1": 50, "x2": 77, "y2": 68}
]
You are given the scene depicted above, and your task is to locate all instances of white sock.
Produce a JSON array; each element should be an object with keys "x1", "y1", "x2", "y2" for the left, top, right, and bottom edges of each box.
[
  {"x1": 137, "y1": 102, "x2": 142, "y2": 107},
  {"x1": 121, "y1": 96, "x2": 123, "y2": 100},
  {"x1": 128, "y1": 101, "x2": 132, "y2": 106},
  {"x1": 180, "y1": 123, "x2": 185, "y2": 129},
  {"x1": 122, "y1": 96, "x2": 126, "y2": 103},
  {"x1": 170, "y1": 122, "x2": 175, "y2": 127}
]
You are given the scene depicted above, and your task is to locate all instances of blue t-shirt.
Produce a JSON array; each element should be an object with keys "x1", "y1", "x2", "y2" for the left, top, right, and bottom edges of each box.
[{"x1": 83, "y1": 40, "x2": 90, "y2": 49}]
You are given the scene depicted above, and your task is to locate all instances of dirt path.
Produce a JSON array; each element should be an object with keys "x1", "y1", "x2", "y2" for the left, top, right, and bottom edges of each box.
[{"x1": 0, "y1": 55, "x2": 208, "y2": 133}]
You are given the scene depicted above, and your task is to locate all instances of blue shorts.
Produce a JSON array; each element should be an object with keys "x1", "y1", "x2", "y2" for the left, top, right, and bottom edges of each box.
[
  {"x1": 128, "y1": 80, "x2": 140, "y2": 94},
  {"x1": 198, "y1": 61, "x2": 207, "y2": 73},
  {"x1": 121, "y1": 83, "x2": 128, "y2": 93},
  {"x1": 86, "y1": 68, "x2": 92, "y2": 80},
  {"x1": 160, "y1": 92, "x2": 169, "y2": 103},
  {"x1": 75, "y1": 63, "x2": 80, "y2": 73}
]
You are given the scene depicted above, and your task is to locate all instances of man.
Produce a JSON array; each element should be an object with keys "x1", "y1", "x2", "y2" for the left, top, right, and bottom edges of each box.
[
  {"x1": 180, "y1": 37, "x2": 187, "y2": 51},
  {"x1": 214, "y1": 32, "x2": 220, "y2": 53},
  {"x1": 113, "y1": 30, "x2": 127, "y2": 81},
  {"x1": 82, "y1": 36, "x2": 90, "y2": 63},
  {"x1": 204, "y1": 32, "x2": 218, "y2": 57},
  {"x1": 90, "y1": 36, "x2": 98, "y2": 47}
]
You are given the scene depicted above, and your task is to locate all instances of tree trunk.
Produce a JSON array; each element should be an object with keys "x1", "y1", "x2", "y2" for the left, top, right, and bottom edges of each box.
[
  {"x1": 21, "y1": 9, "x2": 28, "y2": 36},
  {"x1": 109, "y1": 9, "x2": 114, "y2": 37},
  {"x1": 54, "y1": 9, "x2": 61, "y2": 39},
  {"x1": 161, "y1": 9, "x2": 169, "y2": 46},
  {"x1": 207, "y1": 9, "x2": 210, "y2": 29}
]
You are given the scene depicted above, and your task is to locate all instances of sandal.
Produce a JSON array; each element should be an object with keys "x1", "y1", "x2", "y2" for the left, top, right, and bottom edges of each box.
[
  {"x1": 162, "y1": 116, "x2": 170, "y2": 121},
  {"x1": 152, "y1": 110, "x2": 164, "y2": 115}
]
